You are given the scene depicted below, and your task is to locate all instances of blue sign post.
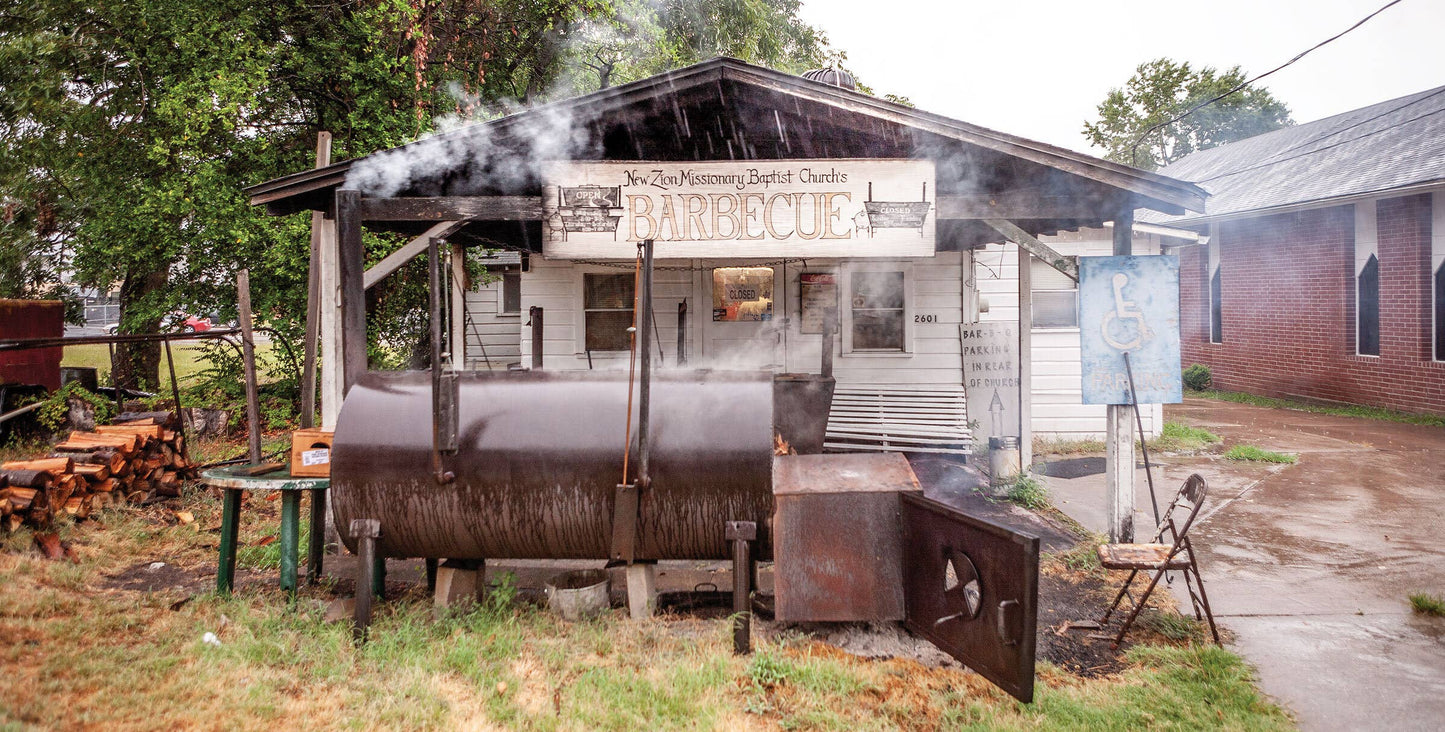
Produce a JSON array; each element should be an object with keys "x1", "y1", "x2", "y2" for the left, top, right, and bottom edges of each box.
[{"x1": 1079, "y1": 255, "x2": 1182, "y2": 405}]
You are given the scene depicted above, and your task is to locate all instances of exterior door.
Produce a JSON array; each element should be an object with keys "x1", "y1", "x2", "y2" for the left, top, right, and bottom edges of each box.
[{"x1": 703, "y1": 264, "x2": 783, "y2": 370}]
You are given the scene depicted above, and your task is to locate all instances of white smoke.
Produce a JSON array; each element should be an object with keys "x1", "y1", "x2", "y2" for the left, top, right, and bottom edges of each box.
[{"x1": 344, "y1": 90, "x2": 598, "y2": 198}]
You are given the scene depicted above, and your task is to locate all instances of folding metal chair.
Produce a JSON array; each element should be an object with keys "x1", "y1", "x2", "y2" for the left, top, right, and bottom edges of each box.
[{"x1": 1097, "y1": 473, "x2": 1221, "y2": 648}]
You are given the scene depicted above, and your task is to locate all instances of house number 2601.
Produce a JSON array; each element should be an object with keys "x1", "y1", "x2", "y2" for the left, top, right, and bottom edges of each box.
[{"x1": 914, "y1": 314, "x2": 937, "y2": 323}]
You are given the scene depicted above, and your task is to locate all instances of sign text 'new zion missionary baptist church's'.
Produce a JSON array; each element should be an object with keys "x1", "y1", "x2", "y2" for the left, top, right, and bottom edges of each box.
[{"x1": 541, "y1": 160, "x2": 936, "y2": 259}]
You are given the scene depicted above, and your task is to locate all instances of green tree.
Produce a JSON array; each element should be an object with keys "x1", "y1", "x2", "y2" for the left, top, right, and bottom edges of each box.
[
  {"x1": 0, "y1": 0, "x2": 843, "y2": 391},
  {"x1": 1083, "y1": 58, "x2": 1293, "y2": 170}
]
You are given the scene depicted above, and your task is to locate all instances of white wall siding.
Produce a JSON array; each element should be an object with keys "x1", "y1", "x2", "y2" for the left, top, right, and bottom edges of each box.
[
  {"x1": 976, "y1": 230, "x2": 1165, "y2": 439},
  {"x1": 463, "y1": 277, "x2": 522, "y2": 370}
]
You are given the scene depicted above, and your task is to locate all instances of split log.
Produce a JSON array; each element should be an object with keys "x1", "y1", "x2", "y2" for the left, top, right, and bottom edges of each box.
[
  {"x1": 72, "y1": 464, "x2": 110, "y2": 481},
  {"x1": 96, "y1": 423, "x2": 163, "y2": 441},
  {"x1": 2, "y1": 457, "x2": 74, "y2": 474},
  {"x1": 1, "y1": 470, "x2": 54, "y2": 490}
]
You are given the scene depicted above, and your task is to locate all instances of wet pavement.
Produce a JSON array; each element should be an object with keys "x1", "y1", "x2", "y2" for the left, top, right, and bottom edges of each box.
[{"x1": 1049, "y1": 397, "x2": 1445, "y2": 731}]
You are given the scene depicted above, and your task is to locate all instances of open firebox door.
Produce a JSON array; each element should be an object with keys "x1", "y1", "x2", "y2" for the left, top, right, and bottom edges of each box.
[{"x1": 901, "y1": 493, "x2": 1040, "y2": 703}]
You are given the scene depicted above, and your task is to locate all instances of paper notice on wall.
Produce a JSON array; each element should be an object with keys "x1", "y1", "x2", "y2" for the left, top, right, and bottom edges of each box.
[
  {"x1": 300, "y1": 448, "x2": 330, "y2": 467},
  {"x1": 799, "y1": 272, "x2": 838, "y2": 334}
]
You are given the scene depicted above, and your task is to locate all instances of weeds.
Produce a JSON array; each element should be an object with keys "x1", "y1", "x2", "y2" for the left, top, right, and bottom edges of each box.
[
  {"x1": 1005, "y1": 473, "x2": 1050, "y2": 510},
  {"x1": 1048, "y1": 538, "x2": 1106, "y2": 579},
  {"x1": 1147, "y1": 422, "x2": 1221, "y2": 453},
  {"x1": 1034, "y1": 435, "x2": 1106, "y2": 455},
  {"x1": 1409, "y1": 592, "x2": 1445, "y2": 616},
  {"x1": 1224, "y1": 445, "x2": 1297, "y2": 463},
  {"x1": 1139, "y1": 609, "x2": 1206, "y2": 642}
]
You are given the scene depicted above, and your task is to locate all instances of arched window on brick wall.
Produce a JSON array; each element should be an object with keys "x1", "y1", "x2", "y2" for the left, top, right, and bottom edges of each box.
[{"x1": 1358, "y1": 253, "x2": 1380, "y2": 356}]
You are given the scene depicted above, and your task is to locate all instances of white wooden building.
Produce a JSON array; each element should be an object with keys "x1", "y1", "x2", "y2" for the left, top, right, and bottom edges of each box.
[{"x1": 244, "y1": 58, "x2": 1206, "y2": 451}]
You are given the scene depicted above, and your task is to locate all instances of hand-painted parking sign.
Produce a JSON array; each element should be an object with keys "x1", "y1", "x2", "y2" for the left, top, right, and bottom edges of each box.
[{"x1": 1079, "y1": 255, "x2": 1181, "y2": 405}]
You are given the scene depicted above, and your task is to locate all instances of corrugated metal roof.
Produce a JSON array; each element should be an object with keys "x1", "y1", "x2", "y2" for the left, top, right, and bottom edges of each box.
[{"x1": 1144, "y1": 85, "x2": 1445, "y2": 224}]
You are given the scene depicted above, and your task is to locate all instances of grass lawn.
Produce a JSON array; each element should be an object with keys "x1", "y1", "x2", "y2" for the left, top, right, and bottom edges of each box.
[
  {"x1": 0, "y1": 467, "x2": 1291, "y2": 731},
  {"x1": 1196, "y1": 389, "x2": 1445, "y2": 428},
  {"x1": 60, "y1": 341, "x2": 279, "y2": 394}
]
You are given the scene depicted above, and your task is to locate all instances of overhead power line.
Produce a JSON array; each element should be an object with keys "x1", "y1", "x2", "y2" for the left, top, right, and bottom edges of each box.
[{"x1": 1128, "y1": 0, "x2": 1408, "y2": 167}]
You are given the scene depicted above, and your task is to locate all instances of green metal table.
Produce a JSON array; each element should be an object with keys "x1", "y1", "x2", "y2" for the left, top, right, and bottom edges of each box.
[{"x1": 202, "y1": 465, "x2": 330, "y2": 598}]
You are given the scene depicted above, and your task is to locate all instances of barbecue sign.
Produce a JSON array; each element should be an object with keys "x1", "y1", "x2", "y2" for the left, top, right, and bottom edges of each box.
[
  {"x1": 540, "y1": 160, "x2": 935, "y2": 259},
  {"x1": 1078, "y1": 256, "x2": 1182, "y2": 405}
]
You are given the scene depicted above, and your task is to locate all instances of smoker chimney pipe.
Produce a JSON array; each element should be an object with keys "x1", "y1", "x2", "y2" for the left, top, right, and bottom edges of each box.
[{"x1": 637, "y1": 240, "x2": 655, "y2": 489}]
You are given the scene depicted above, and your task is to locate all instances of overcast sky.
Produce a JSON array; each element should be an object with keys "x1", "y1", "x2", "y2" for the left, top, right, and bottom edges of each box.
[{"x1": 796, "y1": 0, "x2": 1444, "y2": 155}]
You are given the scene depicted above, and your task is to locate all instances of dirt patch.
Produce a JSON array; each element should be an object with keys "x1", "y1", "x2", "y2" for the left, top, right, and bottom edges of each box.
[{"x1": 1035, "y1": 571, "x2": 1126, "y2": 676}]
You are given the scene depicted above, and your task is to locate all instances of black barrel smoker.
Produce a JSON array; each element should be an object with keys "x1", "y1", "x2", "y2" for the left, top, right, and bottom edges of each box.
[{"x1": 331, "y1": 369, "x2": 777, "y2": 562}]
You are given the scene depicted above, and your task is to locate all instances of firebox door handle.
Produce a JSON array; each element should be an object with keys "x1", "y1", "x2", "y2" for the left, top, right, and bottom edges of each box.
[{"x1": 997, "y1": 599, "x2": 1021, "y2": 646}]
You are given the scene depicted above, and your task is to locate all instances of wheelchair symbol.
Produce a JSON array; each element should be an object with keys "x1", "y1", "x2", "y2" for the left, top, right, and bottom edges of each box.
[{"x1": 1101, "y1": 272, "x2": 1151, "y2": 351}]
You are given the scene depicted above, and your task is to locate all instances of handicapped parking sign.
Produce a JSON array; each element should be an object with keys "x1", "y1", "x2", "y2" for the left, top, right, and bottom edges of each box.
[{"x1": 1079, "y1": 255, "x2": 1181, "y2": 405}]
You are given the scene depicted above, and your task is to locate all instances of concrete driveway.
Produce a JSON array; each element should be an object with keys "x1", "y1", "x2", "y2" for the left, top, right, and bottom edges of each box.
[{"x1": 1048, "y1": 397, "x2": 1445, "y2": 731}]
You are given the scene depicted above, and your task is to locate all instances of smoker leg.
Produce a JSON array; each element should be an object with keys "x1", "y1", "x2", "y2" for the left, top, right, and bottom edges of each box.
[
  {"x1": 425, "y1": 558, "x2": 439, "y2": 594},
  {"x1": 351, "y1": 519, "x2": 381, "y2": 640},
  {"x1": 727, "y1": 521, "x2": 757, "y2": 655},
  {"x1": 626, "y1": 563, "x2": 657, "y2": 620}
]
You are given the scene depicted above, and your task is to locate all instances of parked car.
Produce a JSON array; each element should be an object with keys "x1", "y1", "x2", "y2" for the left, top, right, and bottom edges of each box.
[{"x1": 105, "y1": 313, "x2": 213, "y2": 335}]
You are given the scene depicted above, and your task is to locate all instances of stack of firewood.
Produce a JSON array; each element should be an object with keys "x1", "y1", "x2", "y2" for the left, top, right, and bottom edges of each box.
[{"x1": 0, "y1": 412, "x2": 194, "y2": 531}]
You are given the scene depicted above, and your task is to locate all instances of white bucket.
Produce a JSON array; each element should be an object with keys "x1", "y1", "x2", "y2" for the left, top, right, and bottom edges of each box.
[{"x1": 545, "y1": 569, "x2": 610, "y2": 621}]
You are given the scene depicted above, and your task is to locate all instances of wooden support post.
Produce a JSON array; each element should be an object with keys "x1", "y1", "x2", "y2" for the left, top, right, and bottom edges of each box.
[
  {"x1": 1017, "y1": 246, "x2": 1033, "y2": 471},
  {"x1": 237, "y1": 270, "x2": 262, "y2": 464},
  {"x1": 450, "y1": 242, "x2": 467, "y2": 370},
  {"x1": 1107, "y1": 212, "x2": 1136, "y2": 543},
  {"x1": 336, "y1": 189, "x2": 366, "y2": 394},
  {"x1": 300, "y1": 132, "x2": 332, "y2": 429},
  {"x1": 318, "y1": 204, "x2": 342, "y2": 430}
]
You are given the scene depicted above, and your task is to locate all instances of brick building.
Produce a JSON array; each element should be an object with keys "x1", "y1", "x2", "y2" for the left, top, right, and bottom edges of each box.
[{"x1": 1147, "y1": 86, "x2": 1445, "y2": 416}]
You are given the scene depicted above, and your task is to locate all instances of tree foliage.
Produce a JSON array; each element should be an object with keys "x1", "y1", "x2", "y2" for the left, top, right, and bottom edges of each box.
[
  {"x1": 0, "y1": 0, "x2": 841, "y2": 390},
  {"x1": 1083, "y1": 58, "x2": 1293, "y2": 170}
]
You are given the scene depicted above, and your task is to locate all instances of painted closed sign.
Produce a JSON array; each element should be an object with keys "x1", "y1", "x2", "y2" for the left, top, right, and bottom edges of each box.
[
  {"x1": 541, "y1": 159, "x2": 935, "y2": 259},
  {"x1": 1078, "y1": 255, "x2": 1182, "y2": 405}
]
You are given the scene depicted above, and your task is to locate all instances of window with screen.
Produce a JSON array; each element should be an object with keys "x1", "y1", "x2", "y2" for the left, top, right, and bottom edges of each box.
[
  {"x1": 850, "y1": 271, "x2": 905, "y2": 350},
  {"x1": 583, "y1": 273, "x2": 634, "y2": 351},
  {"x1": 1030, "y1": 257, "x2": 1078, "y2": 328},
  {"x1": 501, "y1": 271, "x2": 521, "y2": 314},
  {"x1": 1357, "y1": 253, "x2": 1380, "y2": 356}
]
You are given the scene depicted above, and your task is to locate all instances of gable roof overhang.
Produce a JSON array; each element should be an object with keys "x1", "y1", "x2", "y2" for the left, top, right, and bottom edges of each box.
[{"x1": 246, "y1": 58, "x2": 1204, "y2": 247}]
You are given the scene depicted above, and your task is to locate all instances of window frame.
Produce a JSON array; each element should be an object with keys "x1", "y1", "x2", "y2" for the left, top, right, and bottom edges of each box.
[
  {"x1": 1433, "y1": 191, "x2": 1444, "y2": 362},
  {"x1": 841, "y1": 261, "x2": 914, "y2": 354},
  {"x1": 1207, "y1": 226, "x2": 1223, "y2": 344},
  {"x1": 1029, "y1": 255, "x2": 1079, "y2": 330},
  {"x1": 577, "y1": 269, "x2": 636, "y2": 354},
  {"x1": 499, "y1": 269, "x2": 522, "y2": 315},
  {"x1": 1355, "y1": 201, "x2": 1380, "y2": 357}
]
